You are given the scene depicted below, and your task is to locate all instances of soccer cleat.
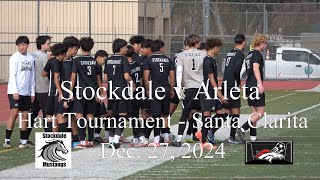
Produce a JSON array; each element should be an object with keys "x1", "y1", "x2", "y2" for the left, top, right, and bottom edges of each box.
[
  {"x1": 93, "y1": 137, "x2": 106, "y2": 144},
  {"x1": 3, "y1": 141, "x2": 11, "y2": 149},
  {"x1": 201, "y1": 142, "x2": 218, "y2": 150},
  {"x1": 135, "y1": 139, "x2": 149, "y2": 147},
  {"x1": 76, "y1": 143, "x2": 87, "y2": 149},
  {"x1": 168, "y1": 133, "x2": 176, "y2": 142},
  {"x1": 185, "y1": 138, "x2": 195, "y2": 143},
  {"x1": 193, "y1": 136, "x2": 200, "y2": 142},
  {"x1": 27, "y1": 140, "x2": 35, "y2": 146},
  {"x1": 195, "y1": 131, "x2": 202, "y2": 141},
  {"x1": 170, "y1": 141, "x2": 181, "y2": 147},
  {"x1": 228, "y1": 137, "x2": 241, "y2": 144},
  {"x1": 19, "y1": 144, "x2": 27, "y2": 148},
  {"x1": 236, "y1": 128, "x2": 246, "y2": 142},
  {"x1": 160, "y1": 136, "x2": 164, "y2": 143},
  {"x1": 153, "y1": 143, "x2": 161, "y2": 147},
  {"x1": 72, "y1": 141, "x2": 80, "y2": 148},
  {"x1": 87, "y1": 141, "x2": 94, "y2": 148},
  {"x1": 113, "y1": 143, "x2": 121, "y2": 149},
  {"x1": 120, "y1": 136, "x2": 130, "y2": 143}
]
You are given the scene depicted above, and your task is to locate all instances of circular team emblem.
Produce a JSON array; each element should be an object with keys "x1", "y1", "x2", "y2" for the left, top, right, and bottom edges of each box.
[
  {"x1": 304, "y1": 66, "x2": 313, "y2": 75},
  {"x1": 38, "y1": 139, "x2": 69, "y2": 162}
]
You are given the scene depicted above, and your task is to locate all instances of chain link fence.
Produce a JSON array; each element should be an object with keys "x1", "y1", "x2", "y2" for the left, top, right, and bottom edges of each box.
[{"x1": 1, "y1": 0, "x2": 320, "y2": 81}]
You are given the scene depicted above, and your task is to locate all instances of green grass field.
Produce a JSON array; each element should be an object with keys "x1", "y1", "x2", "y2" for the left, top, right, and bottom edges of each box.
[{"x1": 1, "y1": 90, "x2": 320, "y2": 178}]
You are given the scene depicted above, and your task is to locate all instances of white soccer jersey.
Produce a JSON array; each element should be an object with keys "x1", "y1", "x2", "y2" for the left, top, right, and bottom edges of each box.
[
  {"x1": 7, "y1": 51, "x2": 35, "y2": 96},
  {"x1": 176, "y1": 48, "x2": 206, "y2": 89}
]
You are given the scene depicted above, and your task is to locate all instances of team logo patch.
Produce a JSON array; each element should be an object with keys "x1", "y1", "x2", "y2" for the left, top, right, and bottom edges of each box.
[
  {"x1": 35, "y1": 132, "x2": 71, "y2": 169},
  {"x1": 245, "y1": 141, "x2": 293, "y2": 164}
]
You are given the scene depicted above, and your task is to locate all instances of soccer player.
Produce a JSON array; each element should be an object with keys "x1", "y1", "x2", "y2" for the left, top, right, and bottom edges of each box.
[
  {"x1": 140, "y1": 39, "x2": 154, "y2": 140},
  {"x1": 171, "y1": 34, "x2": 206, "y2": 147},
  {"x1": 126, "y1": 45, "x2": 148, "y2": 147},
  {"x1": 143, "y1": 39, "x2": 175, "y2": 146},
  {"x1": 236, "y1": 33, "x2": 268, "y2": 142},
  {"x1": 198, "y1": 38, "x2": 227, "y2": 150},
  {"x1": 4, "y1": 36, "x2": 35, "y2": 149},
  {"x1": 222, "y1": 34, "x2": 246, "y2": 144},
  {"x1": 27, "y1": 35, "x2": 52, "y2": 146},
  {"x1": 93, "y1": 50, "x2": 109, "y2": 144},
  {"x1": 70, "y1": 37, "x2": 103, "y2": 148},
  {"x1": 104, "y1": 38, "x2": 134, "y2": 149}
]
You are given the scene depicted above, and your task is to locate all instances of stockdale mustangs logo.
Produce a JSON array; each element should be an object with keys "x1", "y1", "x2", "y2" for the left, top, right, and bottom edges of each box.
[
  {"x1": 35, "y1": 132, "x2": 71, "y2": 168},
  {"x1": 245, "y1": 141, "x2": 293, "y2": 164}
]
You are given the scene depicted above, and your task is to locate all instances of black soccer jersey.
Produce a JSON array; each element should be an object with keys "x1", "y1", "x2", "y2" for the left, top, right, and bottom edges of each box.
[
  {"x1": 129, "y1": 60, "x2": 142, "y2": 87},
  {"x1": 245, "y1": 49, "x2": 264, "y2": 87},
  {"x1": 203, "y1": 56, "x2": 218, "y2": 87},
  {"x1": 132, "y1": 53, "x2": 142, "y2": 65},
  {"x1": 222, "y1": 48, "x2": 245, "y2": 89},
  {"x1": 60, "y1": 58, "x2": 73, "y2": 98},
  {"x1": 43, "y1": 57, "x2": 62, "y2": 96},
  {"x1": 104, "y1": 55, "x2": 130, "y2": 88},
  {"x1": 143, "y1": 54, "x2": 175, "y2": 87},
  {"x1": 72, "y1": 55, "x2": 100, "y2": 91}
]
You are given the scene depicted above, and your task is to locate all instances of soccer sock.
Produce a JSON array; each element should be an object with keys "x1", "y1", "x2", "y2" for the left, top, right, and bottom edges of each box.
[
  {"x1": 5, "y1": 129, "x2": 13, "y2": 140},
  {"x1": 105, "y1": 130, "x2": 109, "y2": 140},
  {"x1": 114, "y1": 135, "x2": 120, "y2": 144},
  {"x1": 186, "y1": 118, "x2": 192, "y2": 136},
  {"x1": 177, "y1": 135, "x2": 183, "y2": 142},
  {"x1": 87, "y1": 120, "x2": 95, "y2": 142},
  {"x1": 20, "y1": 130, "x2": 28, "y2": 144},
  {"x1": 153, "y1": 114, "x2": 161, "y2": 143},
  {"x1": 212, "y1": 114, "x2": 226, "y2": 134},
  {"x1": 250, "y1": 124, "x2": 257, "y2": 141},
  {"x1": 77, "y1": 118, "x2": 86, "y2": 141},
  {"x1": 178, "y1": 108, "x2": 190, "y2": 136},
  {"x1": 94, "y1": 133, "x2": 100, "y2": 138},
  {"x1": 44, "y1": 122, "x2": 53, "y2": 132},
  {"x1": 154, "y1": 135, "x2": 160, "y2": 144},
  {"x1": 241, "y1": 121, "x2": 254, "y2": 132},
  {"x1": 202, "y1": 115, "x2": 211, "y2": 143},
  {"x1": 194, "y1": 113, "x2": 201, "y2": 132},
  {"x1": 115, "y1": 115, "x2": 125, "y2": 137},
  {"x1": 72, "y1": 135, "x2": 80, "y2": 142},
  {"x1": 230, "y1": 114, "x2": 239, "y2": 138},
  {"x1": 58, "y1": 122, "x2": 68, "y2": 132}
]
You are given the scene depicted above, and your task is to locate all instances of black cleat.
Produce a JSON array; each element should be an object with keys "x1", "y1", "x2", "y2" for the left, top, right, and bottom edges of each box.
[
  {"x1": 193, "y1": 136, "x2": 200, "y2": 142},
  {"x1": 93, "y1": 137, "x2": 106, "y2": 144},
  {"x1": 170, "y1": 141, "x2": 181, "y2": 147}
]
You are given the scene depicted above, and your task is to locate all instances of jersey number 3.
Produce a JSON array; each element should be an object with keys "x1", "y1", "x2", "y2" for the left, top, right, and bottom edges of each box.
[{"x1": 87, "y1": 66, "x2": 91, "y2": 75}]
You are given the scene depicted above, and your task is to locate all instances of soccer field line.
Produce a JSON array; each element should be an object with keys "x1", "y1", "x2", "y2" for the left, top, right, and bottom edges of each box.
[
  {"x1": 133, "y1": 176, "x2": 320, "y2": 179},
  {"x1": 0, "y1": 147, "x2": 19, "y2": 153}
]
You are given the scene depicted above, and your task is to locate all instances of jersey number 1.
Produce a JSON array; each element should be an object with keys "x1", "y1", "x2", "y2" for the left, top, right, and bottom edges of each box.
[{"x1": 192, "y1": 59, "x2": 196, "y2": 70}]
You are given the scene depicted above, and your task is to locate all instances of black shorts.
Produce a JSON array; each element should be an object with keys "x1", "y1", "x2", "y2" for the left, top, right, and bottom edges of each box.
[
  {"x1": 8, "y1": 94, "x2": 31, "y2": 111},
  {"x1": 73, "y1": 98, "x2": 97, "y2": 115},
  {"x1": 112, "y1": 99, "x2": 130, "y2": 115},
  {"x1": 46, "y1": 96, "x2": 58, "y2": 116},
  {"x1": 246, "y1": 88, "x2": 265, "y2": 107},
  {"x1": 107, "y1": 100, "x2": 113, "y2": 111},
  {"x1": 199, "y1": 88, "x2": 222, "y2": 112},
  {"x1": 170, "y1": 89, "x2": 180, "y2": 105},
  {"x1": 31, "y1": 93, "x2": 48, "y2": 114},
  {"x1": 149, "y1": 86, "x2": 170, "y2": 116},
  {"x1": 95, "y1": 102, "x2": 107, "y2": 117},
  {"x1": 182, "y1": 88, "x2": 201, "y2": 110},
  {"x1": 140, "y1": 99, "x2": 149, "y2": 110},
  {"x1": 222, "y1": 89, "x2": 241, "y2": 109}
]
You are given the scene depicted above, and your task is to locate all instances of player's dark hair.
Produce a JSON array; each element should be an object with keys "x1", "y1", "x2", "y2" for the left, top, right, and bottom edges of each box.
[
  {"x1": 151, "y1": 39, "x2": 164, "y2": 52},
  {"x1": 80, "y1": 37, "x2": 94, "y2": 52},
  {"x1": 51, "y1": 43, "x2": 67, "y2": 56},
  {"x1": 126, "y1": 45, "x2": 135, "y2": 58},
  {"x1": 94, "y1": 50, "x2": 108, "y2": 59},
  {"x1": 36, "y1": 35, "x2": 52, "y2": 49},
  {"x1": 112, "y1": 38, "x2": 127, "y2": 53},
  {"x1": 16, "y1": 36, "x2": 30, "y2": 45},
  {"x1": 183, "y1": 39, "x2": 187, "y2": 46},
  {"x1": 129, "y1": 35, "x2": 145, "y2": 45},
  {"x1": 234, "y1": 34, "x2": 246, "y2": 45},
  {"x1": 186, "y1": 34, "x2": 200, "y2": 47},
  {"x1": 198, "y1": 42, "x2": 206, "y2": 50},
  {"x1": 141, "y1": 39, "x2": 153, "y2": 49},
  {"x1": 63, "y1": 36, "x2": 80, "y2": 49},
  {"x1": 205, "y1": 38, "x2": 222, "y2": 50}
]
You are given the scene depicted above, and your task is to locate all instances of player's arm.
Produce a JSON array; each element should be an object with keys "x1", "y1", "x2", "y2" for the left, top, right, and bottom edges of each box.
[
  {"x1": 169, "y1": 70, "x2": 175, "y2": 98},
  {"x1": 70, "y1": 72, "x2": 77, "y2": 94},
  {"x1": 143, "y1": 69, "x2": 150, "y2": 96},
  {"x1": 42, "y1": 59, "x2": 50, "y2": 77},
  {"x1": 208, "y1": 73, "x2": 227, "y2": 104},
  {"x1": 30, "y1": 58, "x2": 35, "y2": 102},
  {"x1": 234, "y1": 53, "x2": 245, "y2": 87},
  {"x1": 8, "y1": 55, "x2": 19, "y2": 100},
  {"x1": 253, "y1": 53, "x2": 264, "y2": 94},
  {"x1": 175, "y1": 53, "x2": 183, "y2": 89},
  {"x1": 54, "y1": 72, "x2": 63, "y2": 102},
  {"x1": 123, "y1": 58, "x2": 136, "y2": 91}
]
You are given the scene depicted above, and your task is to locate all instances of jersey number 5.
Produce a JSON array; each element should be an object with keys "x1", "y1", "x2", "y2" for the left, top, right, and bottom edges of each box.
[{"x1": 159, "y1": 63, "x2": 163, "y2": 73}]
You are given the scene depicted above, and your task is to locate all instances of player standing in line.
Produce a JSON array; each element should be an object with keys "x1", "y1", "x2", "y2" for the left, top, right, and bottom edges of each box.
[
  {"x1": 27, "y1": 35, "x2": 52, "y2": 146},
  {"x1": 139, "y1": 39, "x2": 154, "y2": 140},
  {"x1": 92, "y1": 50, "x2": 109, "y2": 144},
  {"x1": 104, "y1": 38, "x2": 134, "y2": 149},
  {"x1": 171, "y1": 34, "x2": 207, "y2": 147},
  {"x1": 198, "y1": 38, "x2": 227, "y2": 150},
  {"x1": 222, "y1": 34, "x2": 246, "y2": 144},
  {"x1": 237, "y1": 33, "x2": 268, "y2": 142},
  {"x1": 70, "y1": 37, "x2": 103, "y2": 148},
  {"x1": 126, "y1": 45, "x2": 149, "y2": 147},
  {"x1": 4, "y1": 36, "x2": 35, "y2": 149},
  {"x1": 143, "y1": 40, "x2": 175, "y2": 146}
]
